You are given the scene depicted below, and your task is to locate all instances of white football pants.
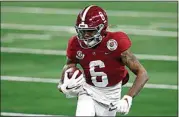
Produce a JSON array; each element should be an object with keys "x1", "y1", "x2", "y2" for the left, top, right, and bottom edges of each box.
[{"x1": 76, "y1": 94, "x2": 117, "y2": 116}]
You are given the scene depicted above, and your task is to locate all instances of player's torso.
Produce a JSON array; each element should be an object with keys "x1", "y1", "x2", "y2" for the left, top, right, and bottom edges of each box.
[{"x1": 71, "y1": 32, "x2": 128, "y2": 87}]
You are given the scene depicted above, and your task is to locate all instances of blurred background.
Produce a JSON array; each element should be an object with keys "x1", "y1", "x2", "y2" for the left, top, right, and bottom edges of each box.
[{"x1": 1, "y1": 1, "x2": 178, "y2": 116}]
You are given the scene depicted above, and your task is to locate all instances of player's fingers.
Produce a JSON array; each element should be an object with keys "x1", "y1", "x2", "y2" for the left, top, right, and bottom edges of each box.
[
  {"x1": 121, "y1": 105, "x2": 125, "y2": 113},
  {"x1": 119, "y1": 109, "x2": 125, "y2": 115},
  {"x1": 71, "y1": 70, "x2": 79, "y2": 79},
  {"x1": 71, "y1": 75, "x2": 84, "y2": 87},
  {"x1": 123, "y1": 106, "x2": 128, "y2": 114},
  {"x1": 118, "y1": 101, "x2": 127, "y2": 114},
  {"x1": 76, "y1": 74, "x2": 84, "y2": 83},
  {"x1": 123, "y1": 103, "x2": 129, "y2": 114},
  {"x1": 77, "y1": 73, "x2": 84, "y2": 79},
  {"x1": 124, "y1": 110, "x2": 129, "y2": 115}
]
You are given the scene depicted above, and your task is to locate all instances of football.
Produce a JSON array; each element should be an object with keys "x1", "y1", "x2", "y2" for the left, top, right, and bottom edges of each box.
[
  {"x1": 67, "y1": 67, "x2": 82, "y2": 78},
  {"x1": 61, "y1": 67, "x2": 82, "y2": 83}
]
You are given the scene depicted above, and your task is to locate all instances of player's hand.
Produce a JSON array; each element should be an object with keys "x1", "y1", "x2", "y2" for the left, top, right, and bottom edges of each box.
[
  {"x1": 117, "y1": 95, "x2": 133, "y2": 115},
  {"x1": 58, "y1": 69, "x2": 85, "y2": 97}
]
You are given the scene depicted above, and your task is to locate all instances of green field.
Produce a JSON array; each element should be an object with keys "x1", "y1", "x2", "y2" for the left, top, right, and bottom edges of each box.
[{"x1": 1, "y1": 1, "x2": 178, "y2": 116}]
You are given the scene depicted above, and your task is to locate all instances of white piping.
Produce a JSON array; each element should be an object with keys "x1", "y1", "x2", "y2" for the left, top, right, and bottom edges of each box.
[{"x1": 81, "y1": 5, "x2": 94, "y2": 22}]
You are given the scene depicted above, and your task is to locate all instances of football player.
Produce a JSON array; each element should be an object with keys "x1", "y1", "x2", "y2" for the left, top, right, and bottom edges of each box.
[{"x1": 58, "y1": 5, "x2": 149, "y2": 116}]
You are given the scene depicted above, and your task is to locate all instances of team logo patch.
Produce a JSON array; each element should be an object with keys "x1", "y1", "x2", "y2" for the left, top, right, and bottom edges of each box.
[
  {"x1": 76, "y1": 50, "x2": 85, "y2": 59},
  {"x1": 107, "y1": 39, "x2": 118, "y2": 51}
]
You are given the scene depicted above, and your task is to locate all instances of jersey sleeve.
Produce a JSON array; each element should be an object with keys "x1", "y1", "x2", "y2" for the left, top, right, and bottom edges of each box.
[
  {"x1": 115, "y1": 32, "x2": 131, "y2": 53},
  {"x1": 66, "y1": 36, "x2": 77, "y2": 62}
]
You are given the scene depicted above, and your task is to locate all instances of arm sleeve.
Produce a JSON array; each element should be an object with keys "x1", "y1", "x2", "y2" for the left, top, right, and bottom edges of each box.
[
  {"x1": 66, "y1": 37, "x2": 77, "y2": 62},
  {"x1": 116, "y1": 32, "x2": 132, "y2": 53}
]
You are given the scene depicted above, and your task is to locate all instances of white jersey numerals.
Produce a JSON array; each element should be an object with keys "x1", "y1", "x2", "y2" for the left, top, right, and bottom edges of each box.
[{"x1": 89, "y1": 60, "x2": 108, "y2": 87}]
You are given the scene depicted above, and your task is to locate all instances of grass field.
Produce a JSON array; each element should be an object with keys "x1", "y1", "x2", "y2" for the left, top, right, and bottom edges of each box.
[{"x1": 1, "y1": 1, "x2": 178, "y2": 116}]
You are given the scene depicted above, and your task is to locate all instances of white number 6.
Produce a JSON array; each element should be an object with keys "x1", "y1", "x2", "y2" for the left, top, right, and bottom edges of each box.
[{"x1": 89, "y1": 60, "x2": 108, "y2": 87}]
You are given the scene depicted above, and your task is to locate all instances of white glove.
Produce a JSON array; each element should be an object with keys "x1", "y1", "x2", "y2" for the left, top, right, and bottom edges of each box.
[
  {"x1": 57, "y1": 69, "x2": 85, "y2": 97},
  {"x1": 117, "y1": 95, "x2": 133, "y2": 115}
]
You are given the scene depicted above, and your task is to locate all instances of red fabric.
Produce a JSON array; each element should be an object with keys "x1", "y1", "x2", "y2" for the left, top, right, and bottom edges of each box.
[{"x1": 66, "y1": 31, "x2": 131, "y2": 87}]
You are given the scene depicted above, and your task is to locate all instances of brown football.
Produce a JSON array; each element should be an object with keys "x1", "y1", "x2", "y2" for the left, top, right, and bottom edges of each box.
[{"x1": 61, "y1": 67, "x2": 82, "y2": 83}]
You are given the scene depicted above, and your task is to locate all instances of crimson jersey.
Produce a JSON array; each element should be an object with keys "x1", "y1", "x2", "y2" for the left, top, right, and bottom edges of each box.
[{"x1": 67, "y1": 31, "x2": 131, "y2": 87}]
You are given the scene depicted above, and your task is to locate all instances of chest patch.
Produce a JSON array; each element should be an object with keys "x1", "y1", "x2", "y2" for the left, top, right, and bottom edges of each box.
[
  {"x1": 76, "y1": 50, "x2": 85, "y2": 59},
  {"x1": 107, "y1": 39, "x2": 118, "y2": 51}
]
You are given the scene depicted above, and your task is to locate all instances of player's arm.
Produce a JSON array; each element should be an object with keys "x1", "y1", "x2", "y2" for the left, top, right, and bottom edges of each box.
[
  {"x1": 121, "y1": 49, "x2": 149, "y2": 98},
  {"x1": 58, "y1": 58, "x2": 77, "y2": 92}
]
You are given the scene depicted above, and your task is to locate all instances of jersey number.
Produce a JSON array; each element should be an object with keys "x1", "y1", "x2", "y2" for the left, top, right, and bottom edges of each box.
[{"x1": 89, "y1": 60, "x2": 108, "y2": 87}]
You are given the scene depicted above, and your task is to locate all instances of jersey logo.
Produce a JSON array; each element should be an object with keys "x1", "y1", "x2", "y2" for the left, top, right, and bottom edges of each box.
[
  {"x1": 76, "y1": 50, "x2": 85, "y2": 59},
  {"x1": 107, "y1": 39, "x2": 118, "y2": 51},
  {"x1": 66, "y1": 85, "x2": 81, "y2": 90},
  {"x1": 109, "y1": 103, "x2": 117, "y2": 111},
  {"x1": 66, "y1": 86, "x2": 76, "y2": 90},
  {"x1": 109, "y1": 107, "x2": 117, "y2": 111}
]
